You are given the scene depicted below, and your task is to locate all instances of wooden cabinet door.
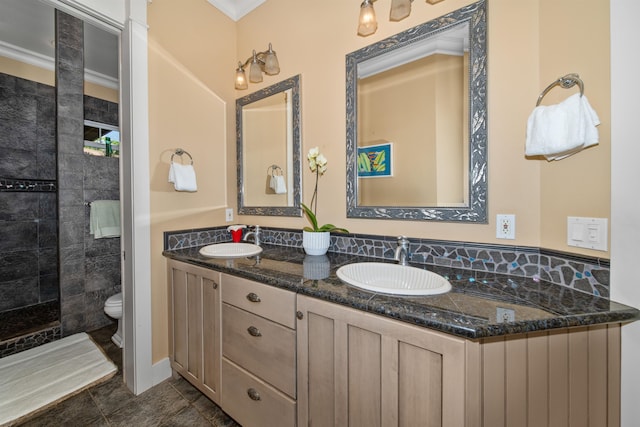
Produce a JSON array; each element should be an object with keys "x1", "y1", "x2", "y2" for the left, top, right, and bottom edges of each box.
[
  {"x1": 297, "y1": 295, "x2": 467, "y2": 427},
  {"x1": 167, "y1": 259, "x2": 221, "y2": 403}
]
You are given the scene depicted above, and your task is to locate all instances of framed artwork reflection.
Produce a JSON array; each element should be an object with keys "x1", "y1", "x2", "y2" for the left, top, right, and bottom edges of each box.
[{"x1": 357, "y1": 142, "x2": 393, "y2": 178}]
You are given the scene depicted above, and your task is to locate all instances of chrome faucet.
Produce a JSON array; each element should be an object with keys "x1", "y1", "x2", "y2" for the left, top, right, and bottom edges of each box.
[
  {"x1": 394, "y1": 236, "x2": 410, "y2": 266},
  {"x1": 243, "y1": 225, "x2": 261, "y2": 246}
]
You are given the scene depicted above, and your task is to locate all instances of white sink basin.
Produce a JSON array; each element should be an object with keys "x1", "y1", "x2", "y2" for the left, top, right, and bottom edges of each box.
[
  {"x1": 336, "y1": 262, "x2": 451, "y2": 295},
  {"x1": 199, "y1": 243, "x2": 262, "y2": 258}
]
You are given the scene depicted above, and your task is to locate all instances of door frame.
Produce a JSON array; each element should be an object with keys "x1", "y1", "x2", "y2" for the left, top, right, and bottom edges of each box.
[{"x1": 44, "y1": 0, "x2": 153, "y2": 395}]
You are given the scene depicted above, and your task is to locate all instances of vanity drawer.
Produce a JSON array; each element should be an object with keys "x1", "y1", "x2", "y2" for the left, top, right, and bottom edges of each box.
[
  {"x1": 222, "y1": 274, "x2": 296, "y2": 328},
  {"x1": 222, "y1": 358, "x2": 296, "y2": 427},
  {"x1": 222, "y1": 303, "x2": 296, "y2": 397}
]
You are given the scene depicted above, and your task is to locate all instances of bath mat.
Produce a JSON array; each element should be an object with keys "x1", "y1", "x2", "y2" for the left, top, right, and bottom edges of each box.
[{"x1": 0, "y1": 332, "x2": 117, "y2": 426}]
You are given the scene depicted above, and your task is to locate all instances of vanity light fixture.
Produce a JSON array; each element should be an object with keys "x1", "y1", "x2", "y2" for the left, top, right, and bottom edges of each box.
[
  {"x1": 358, "y1": 0, "x2": 445, "y2": 37},
  {"x1": 235, "y1": 43, "x2": 280, "y2": 90}
]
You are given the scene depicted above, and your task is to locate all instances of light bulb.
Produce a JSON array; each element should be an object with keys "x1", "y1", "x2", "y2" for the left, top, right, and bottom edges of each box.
[
  {"x1": 264, "y1": 43, "x2": 280, "y2": 75},
  {"x1": 357, "y1": 0, "x2": 377, "y2": 37},
  {"x1": 235, "y1": 64, "x2": 248, "y2": 90},
  {"x1": 390, "y1": 0, "x2": 411, "y2": 21},
  {"x1": 249, "y1": 51, "x2": 263, "y2": 83}
]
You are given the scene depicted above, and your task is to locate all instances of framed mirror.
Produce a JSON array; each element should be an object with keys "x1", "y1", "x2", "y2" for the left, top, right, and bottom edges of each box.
[
  {"x1": 346, "y1": 0, "x2": 487, "y2": 222},
  {"x1": 237, "y1": 75, "x2": 302, "y2": 216}
]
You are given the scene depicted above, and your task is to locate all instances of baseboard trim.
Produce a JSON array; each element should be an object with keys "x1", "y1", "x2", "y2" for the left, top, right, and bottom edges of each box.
[{"x1": 152, "y1": 357, "x2": 172, "y2": 386}]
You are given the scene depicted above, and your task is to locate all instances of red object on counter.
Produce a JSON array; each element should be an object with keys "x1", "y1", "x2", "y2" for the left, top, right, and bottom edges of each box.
[{"x1": 230, "y1": 228, "x2": 243, "y2": 242}]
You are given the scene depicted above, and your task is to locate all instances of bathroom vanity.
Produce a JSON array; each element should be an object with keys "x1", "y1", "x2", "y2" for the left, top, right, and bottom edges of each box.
[{"x1": 165, "y1": 244, "x2": 638, "y2": 427}]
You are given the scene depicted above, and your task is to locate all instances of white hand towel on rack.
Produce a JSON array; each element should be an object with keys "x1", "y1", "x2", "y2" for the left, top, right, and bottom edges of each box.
[
  {"x1": 273, "y1": 175, "x2": 287, "y2": 194},
  {"x1": 525, "y1": 93, "x2": 600, "y2": 161},
  {"x1": 269, "y1": 175, "x2": 277, "y2": 192},
  {"x1": 169, "y1": 162, "x2": 198, "y2": 192}
]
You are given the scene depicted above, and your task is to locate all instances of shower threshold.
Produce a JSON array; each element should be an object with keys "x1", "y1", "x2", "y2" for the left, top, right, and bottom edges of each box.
[
  {"x1": 0, "y1": 301, "x2": 59, "y2": 341},
  {"x1": 0, "y1": 302, "x2": 60, "y2": 357}
]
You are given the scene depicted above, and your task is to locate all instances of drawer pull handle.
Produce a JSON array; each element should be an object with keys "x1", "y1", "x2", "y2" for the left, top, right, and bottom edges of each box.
[
  {"x1": 246, "y1": 292, "x2": 261, "y2": 303},
  {"x1": 247, "y1": 388, "x2": 261, "y2": 401},
  {"x1": 247, "y1": 326, "x2": 262, "y2": 337}
]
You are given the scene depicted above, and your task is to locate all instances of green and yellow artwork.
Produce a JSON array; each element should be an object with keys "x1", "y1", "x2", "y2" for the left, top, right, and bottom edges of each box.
[{"x1": 357, "y1": 142, "x2": 392, "y2": 178}]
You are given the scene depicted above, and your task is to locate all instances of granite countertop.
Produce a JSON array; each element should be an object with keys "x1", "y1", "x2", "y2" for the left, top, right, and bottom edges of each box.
[{"x1": 163, "y1": 243, "x2": 640, "y2": 340}]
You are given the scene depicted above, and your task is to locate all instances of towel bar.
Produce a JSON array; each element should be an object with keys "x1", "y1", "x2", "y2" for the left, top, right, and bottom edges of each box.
[
  {"x1": 171, "y1": 148, "x2": 194, "y2": 165},
  {"x1": 536, "y1": 73, "x2": 584, "y2": 106}
]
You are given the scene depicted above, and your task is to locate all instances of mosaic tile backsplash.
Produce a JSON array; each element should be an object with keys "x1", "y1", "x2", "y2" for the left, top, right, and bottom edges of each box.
[{"x1": 164, "y1": 226, "x2": 610, "y2": 298}]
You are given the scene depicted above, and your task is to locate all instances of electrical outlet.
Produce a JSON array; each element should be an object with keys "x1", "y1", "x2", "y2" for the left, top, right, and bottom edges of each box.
[
  {"x1": 225, "y1": 208, "x2": 233, "y2": 222},
  {"x1": 496, "y1": 214, "x2": 516, "y2": 239},
  {"x1": 496, "y1": 307, "x2": 515, "y2": 323}
]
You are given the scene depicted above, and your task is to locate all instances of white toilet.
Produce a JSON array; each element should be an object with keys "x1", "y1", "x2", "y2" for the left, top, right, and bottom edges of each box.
[{"x1": 104, "y1": 292, "x2": 123, "y2": 348}]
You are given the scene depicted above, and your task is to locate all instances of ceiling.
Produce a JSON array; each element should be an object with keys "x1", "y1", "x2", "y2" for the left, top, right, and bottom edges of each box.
[
  {"x1": 0, "y1": 0, "x2": 119, "y2": 88},
  {"x1": 206, "y1": 0, "x2": 266, "y2": 21}
]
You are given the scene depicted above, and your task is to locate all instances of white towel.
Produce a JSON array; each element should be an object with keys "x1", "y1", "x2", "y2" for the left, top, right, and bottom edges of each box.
[
  {"x1": 169, "y1": 162, "x2": 198, "y2": 192},
  {"x1": 89, "y1": 200, "x2": 120, "y2": 239},
  {"x1": 268, "y1": 174, "x2": 287, "y2": 194},
  {"x1": 526, "y1": 93, "x2": 600, "y2": 161},
  {"x1": 273, "y1": 175, "x2": 287, "y2": 194}
]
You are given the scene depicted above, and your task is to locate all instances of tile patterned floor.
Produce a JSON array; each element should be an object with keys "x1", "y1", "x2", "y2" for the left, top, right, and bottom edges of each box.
[{"x1": 16, "y1": 324, "x2": 240, "y2": 427}]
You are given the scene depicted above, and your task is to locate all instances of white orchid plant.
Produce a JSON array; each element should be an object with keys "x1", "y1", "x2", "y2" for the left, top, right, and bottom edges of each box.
[{"x1": 301, "y1": 147, "x2": 349, "y2": 233}]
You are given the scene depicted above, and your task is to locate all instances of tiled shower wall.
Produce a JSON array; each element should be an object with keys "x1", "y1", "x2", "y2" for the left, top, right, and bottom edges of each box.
[
  {"x1": 0, "y1": 11, "x2": 120, "y2": 355},
  {"x1": 0, "y1": 76, "x2": 58, "y2": 314},
  {"x1": 83, "y1": 100, "x2": 120, "y2": 330},
  {"x1": 57, "y1": 11, "x2": 120, "y2": 336},
  {"x1": 57, "y1": 10, "x2": 86, "y2": 335},
  {"x1": 0, "y1": 59, "x2": 61, "y2": 356}
]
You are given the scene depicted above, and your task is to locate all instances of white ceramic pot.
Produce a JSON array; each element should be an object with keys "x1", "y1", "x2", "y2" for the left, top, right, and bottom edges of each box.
[{"x1": 302, "y1": 230, "x2": 330, "y2": 256}]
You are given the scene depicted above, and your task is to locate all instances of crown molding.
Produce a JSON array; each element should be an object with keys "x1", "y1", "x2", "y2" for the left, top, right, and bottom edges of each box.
[
  {"x1": 206, "y1": 0, "x2": 266, "y2": 21},
  {"x1": 0, "y1": 40, "x2": 119, "y2": 90}
]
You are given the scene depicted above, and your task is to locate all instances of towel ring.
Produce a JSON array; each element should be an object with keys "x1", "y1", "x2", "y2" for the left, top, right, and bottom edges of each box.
[
  {"x1": 267, "y1": 164, "x2": 283, "y2": 176},
  {"x1": 171, "y1": 148, "x2": 193, "y2": 165},
  {"x1": 536, "y1": 73, "x2": 584, "y2": 106}
]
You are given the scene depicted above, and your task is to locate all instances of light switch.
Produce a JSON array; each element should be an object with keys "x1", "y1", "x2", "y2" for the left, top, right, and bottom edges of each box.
[
  {"x1": 571, "y1": 223, "x2": 584, "y2": 241},
  {"x1": 567, "y1": 217, "x2": 608, "y2": 251}
]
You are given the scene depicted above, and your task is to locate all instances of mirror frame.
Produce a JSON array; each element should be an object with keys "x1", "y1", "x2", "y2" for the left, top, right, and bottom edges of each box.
[
  {"x1": 346, "y1": 0, "x2": 487, "y2": 222},
  {"x1": 237, "y1": 74, "x2": 302, "y2": 217}
]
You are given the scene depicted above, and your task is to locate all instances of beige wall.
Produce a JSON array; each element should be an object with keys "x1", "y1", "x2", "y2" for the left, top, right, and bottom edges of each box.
[
  {"x1": 234, "y1": 0, "x2": 609, "y2": 250},
  {"x1": 538, "y1": 0, "x2": 610, "y2": 253},
  {"x1": 0, "y1": 56, "x2": 55, "y2": 86},
  {"x1": 147, "y1": 0, "x2": 611, "y2": 362},
  {"x1": 147, "y1": 0, "x2": 236, "y2": 363}
]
